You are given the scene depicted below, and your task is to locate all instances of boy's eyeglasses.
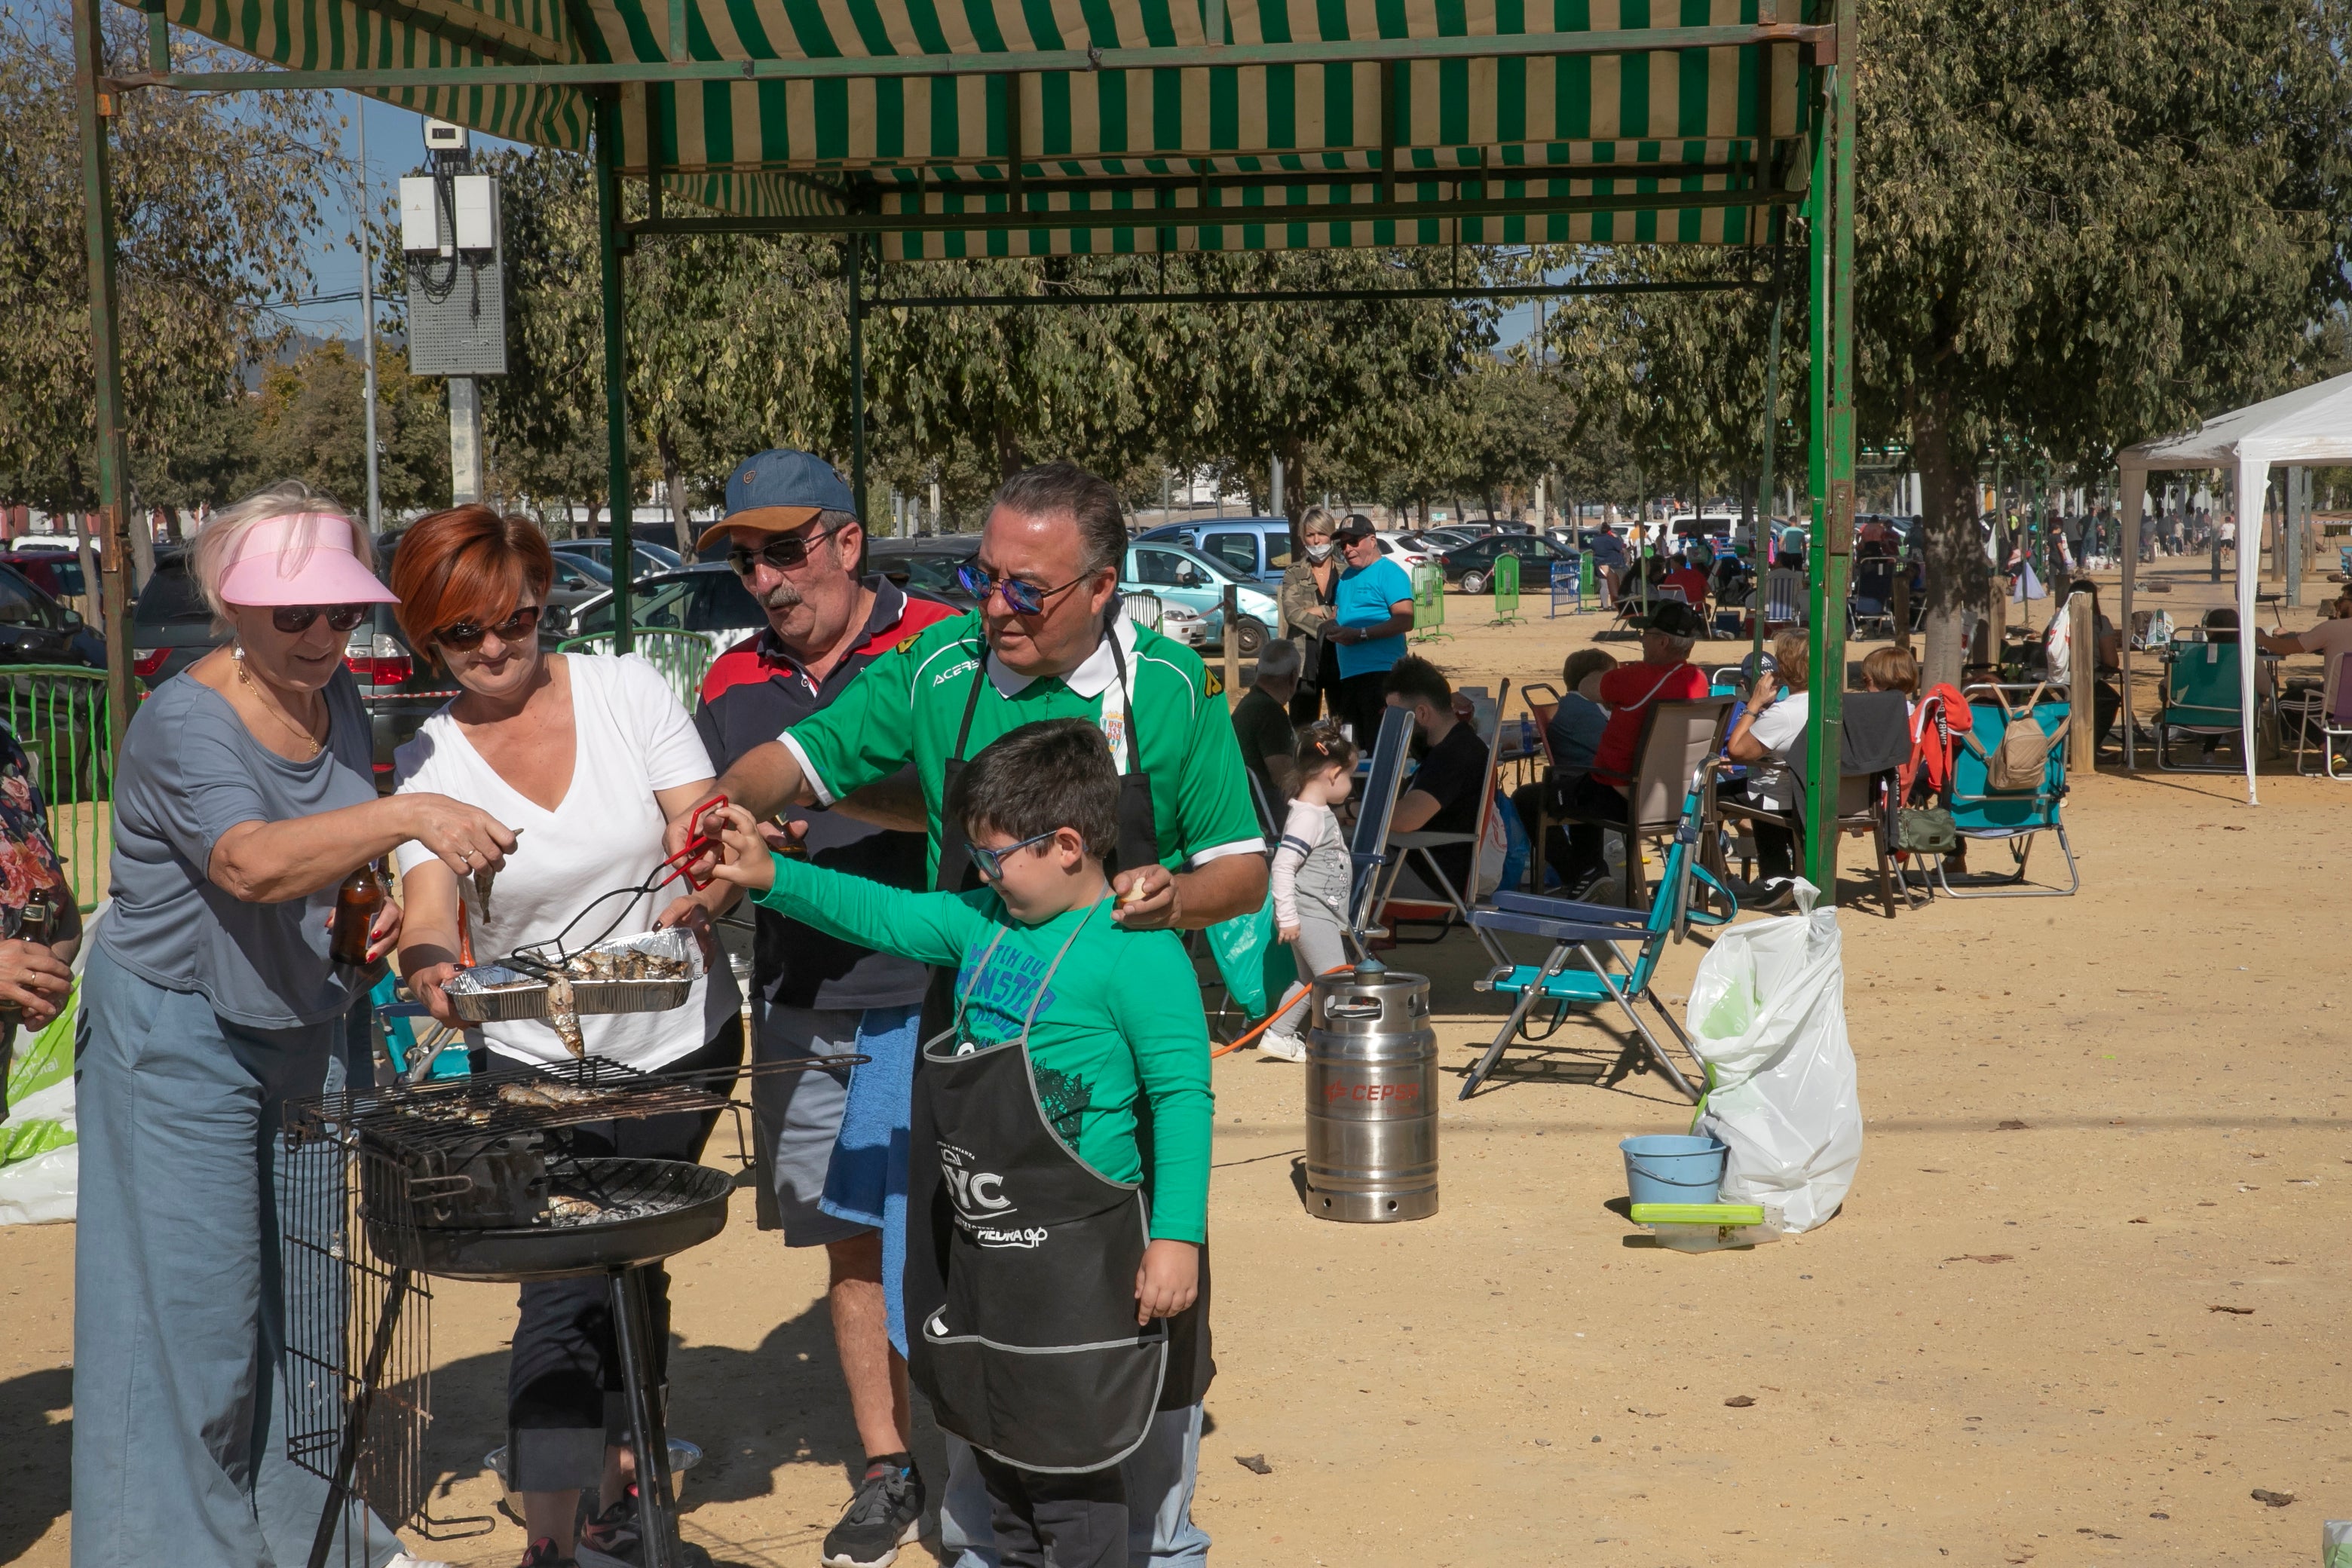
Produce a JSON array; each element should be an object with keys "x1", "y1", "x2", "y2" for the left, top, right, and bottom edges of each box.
[
  {"x1": 954, "y1": 562, "x2": 1091, "y2": 617},
  {"x1": 969, "y1": 827, "x2": 1064, "y2": 882},
  {"x1": 725, "y1": 527, "x2": 836, "y2": 577},
  {"x1": 272, "y1": 605, "x2": 371, "y2": 635},
  {"x1": 434, "y1": 605, "x2": 543, "y2": 651}
]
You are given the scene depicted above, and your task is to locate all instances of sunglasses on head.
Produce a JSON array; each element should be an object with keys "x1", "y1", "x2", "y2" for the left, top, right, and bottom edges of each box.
[
  {"x1": 271, "y1": 605, "x2": 371, "y2": 635},
  {"x1": 969, "y1": 827, "x2": 1064, "y2": 882},
  {"x1": 953, "y1": 561, "x2": 1095, "y2": 617},
  {"x1": 433, "y1": 605, "x2": 543, "y2": 652},
  {"x1": 725, "y1": 526, "x2": 838, "y2": 577}
]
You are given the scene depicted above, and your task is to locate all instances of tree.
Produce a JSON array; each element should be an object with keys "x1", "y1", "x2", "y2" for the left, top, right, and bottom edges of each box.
[
  {"x1": 248, "y1": 341, "x2": 448, "y2": 516},
  {"x1": 0, "y1": 2, "x2": 345, "y2": 519},
  {"x1": 1854, "y1": 0, "x2": 2352, "y2": 683}
]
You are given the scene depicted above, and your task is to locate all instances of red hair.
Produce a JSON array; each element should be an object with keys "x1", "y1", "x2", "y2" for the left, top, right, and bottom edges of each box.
[{"x1": 389, "y1": 507, "x2": 556, "y2": 663}]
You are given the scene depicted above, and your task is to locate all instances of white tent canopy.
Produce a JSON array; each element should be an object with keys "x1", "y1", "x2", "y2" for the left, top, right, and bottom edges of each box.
[{"x1": 2117, "y1": 370, "x2": 2352, "y2": 802}]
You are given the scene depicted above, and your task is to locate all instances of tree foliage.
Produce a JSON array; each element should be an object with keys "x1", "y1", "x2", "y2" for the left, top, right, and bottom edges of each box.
[{"x1": 0, "y1": 2, "x2": 345, "y2": 516}]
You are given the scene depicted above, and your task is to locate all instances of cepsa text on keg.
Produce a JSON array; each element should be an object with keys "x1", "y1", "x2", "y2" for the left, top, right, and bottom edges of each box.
[{"x1": 1321, "y1": 1080, "x2": 1423, "y2": 1104}]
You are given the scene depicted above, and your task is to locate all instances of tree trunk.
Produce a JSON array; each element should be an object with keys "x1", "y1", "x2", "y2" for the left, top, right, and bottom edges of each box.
[
  {"x1": 657, "y1": 424, "x2": 688, "y2": 556},
  {"x1": 1914, "y1": 381, "x2": 1984, "y2": 692},
  {"x1": 994, "y1": 415, "x2": 1026, "y2": 480}
]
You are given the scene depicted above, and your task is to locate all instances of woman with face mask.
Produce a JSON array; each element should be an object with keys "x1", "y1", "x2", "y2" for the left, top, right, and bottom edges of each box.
[{"x1": 1278, "y1": 506, "x2": 1344, "y2": 725}]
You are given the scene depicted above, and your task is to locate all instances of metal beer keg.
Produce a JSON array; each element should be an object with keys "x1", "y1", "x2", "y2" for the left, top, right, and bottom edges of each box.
[{"x1": 1304, "y1": 964, "x2": 1438, "y2": 1222}]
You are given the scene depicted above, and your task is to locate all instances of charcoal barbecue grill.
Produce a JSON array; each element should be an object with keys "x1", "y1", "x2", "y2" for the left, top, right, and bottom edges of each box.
[{"x1": 283, "y1": 1052, "x2": 847, "y2": 1568}]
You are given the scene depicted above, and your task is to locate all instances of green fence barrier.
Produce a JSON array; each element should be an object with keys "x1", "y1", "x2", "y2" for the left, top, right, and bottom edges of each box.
[
  {"x1": 557, "y1": 628, "x2": 719, "y2": 709},
  {"x1": 1411, "y1": 564, "x2": 1449, "y2": 642},
  {"x1": 1580, "y1": 550, "x2": 1597, "y2": 601},
  {"x1": 1492, "y1": 553, "x2": 1523, "y2": 623},
  {"x1": 0, "y1": 666, "x2": 113, "y2": 911}
]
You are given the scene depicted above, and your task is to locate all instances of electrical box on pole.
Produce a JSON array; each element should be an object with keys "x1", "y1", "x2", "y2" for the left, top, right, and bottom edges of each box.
[{"x1": 399, "y1": 121, "x2": 507, "y2": 378}]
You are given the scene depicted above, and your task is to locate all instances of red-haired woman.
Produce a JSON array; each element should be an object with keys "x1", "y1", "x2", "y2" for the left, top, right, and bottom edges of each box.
[{"x1": 387, "y1": 507, "x2": 743, "y2": 1568}]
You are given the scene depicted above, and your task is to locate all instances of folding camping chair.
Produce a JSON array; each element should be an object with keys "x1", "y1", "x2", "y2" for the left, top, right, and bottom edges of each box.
[
  {"x1": 1711, "y1": 691, "x2": 1915, "y2": 917},
  {"x1": 1340, "y1": 705, "x2": 1416, "y2": 954},
  {"x1": 1934, "y1": 684, "x2": 2079, "y2": 898},
  {"x1": 1553, "y1": 696, "x2": 1733, "y2": 907},
  {"x1": 1459, "y1": 767, "x2": 1736, "y2": 1101},
  {"x1": 2285, "y1": 650, "x2": 2352, "y2": 779},
  {"x1": 1849, "y1": 558, "x2": 1897, "y2": 638},
  {"x1": 1372, "y1": 680, "x2": 1515, "y2": 966},
  {"x1": 2155, "y1": 640, "x2": 2252, "y2": 772}
]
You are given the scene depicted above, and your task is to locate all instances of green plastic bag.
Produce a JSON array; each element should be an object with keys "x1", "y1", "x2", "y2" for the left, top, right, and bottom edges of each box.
[
  {"x1": 2, "y1": 978, "x2": 78, "y2": 1166},
  {"x1": 1207, "y1": 891, "x2": 1295, "y2": 1021}
]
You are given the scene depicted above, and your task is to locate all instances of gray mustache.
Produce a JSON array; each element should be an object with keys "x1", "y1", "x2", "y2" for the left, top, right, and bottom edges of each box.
[{"x1": 758, "y1": 580, "x2": 804, "y2": 611}]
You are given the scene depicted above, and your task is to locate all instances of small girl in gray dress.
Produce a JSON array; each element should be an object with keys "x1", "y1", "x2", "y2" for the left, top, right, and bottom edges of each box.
[{"x1": 1260, "y1": 726, "x2": 1357, "y2": 1061}]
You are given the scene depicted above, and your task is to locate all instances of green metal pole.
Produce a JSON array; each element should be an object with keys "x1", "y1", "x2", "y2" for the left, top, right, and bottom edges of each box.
[
  {"x1": 596, "y1": 96, "x2": 633, "y2": 651},
  {"x1": 1752, "y1": 232, "x2": 1785, "y2": 666},
  {"x1": 1802, "y1": 2, "x2": 1854, "y2": 894},
  {"x1": 75, "y1": 0, "x2": 133, "y2": 761},
  {"x1": 848, "y1": 234, "x2": 867, "y2": 525}
]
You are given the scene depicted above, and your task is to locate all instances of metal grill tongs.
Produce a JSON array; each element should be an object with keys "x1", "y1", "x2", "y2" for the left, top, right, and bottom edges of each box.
[{"x1": 516, "y1": 795, "x2": 732, "y2": 966}]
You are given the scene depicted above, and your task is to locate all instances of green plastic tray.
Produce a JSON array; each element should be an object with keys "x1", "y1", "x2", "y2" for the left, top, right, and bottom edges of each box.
[{"x1": 1630, "y1": 1202, "x2": 1766, "y2": 1227}]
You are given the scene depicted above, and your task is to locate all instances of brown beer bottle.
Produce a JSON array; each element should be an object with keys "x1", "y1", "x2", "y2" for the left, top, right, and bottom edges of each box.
[{"x1": 329, "y1": 859, "x2": 387, "y2": 966}]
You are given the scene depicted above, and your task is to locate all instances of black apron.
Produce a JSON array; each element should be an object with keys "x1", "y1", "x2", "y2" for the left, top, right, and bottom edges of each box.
[
  {"x1": 905, "y1": 907, "x2": 1165, "y2": 1473},
  {"x1": 910, "y1": 632, "x2": 1213, "y2": 1432}
]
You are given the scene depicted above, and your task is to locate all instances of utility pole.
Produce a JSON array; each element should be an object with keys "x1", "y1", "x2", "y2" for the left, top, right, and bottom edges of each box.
[{"x1": 355, "y1": 95, "x2": 383, "y2": 531}]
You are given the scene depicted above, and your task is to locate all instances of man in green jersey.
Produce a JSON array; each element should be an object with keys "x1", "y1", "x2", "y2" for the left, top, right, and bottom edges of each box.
[
  {"x1": 672, "y1": 461, "x2": 1260, "y2": 1568},
  {"x1": 672, "y1": 461, "x2": 1266, "y2": 932}
]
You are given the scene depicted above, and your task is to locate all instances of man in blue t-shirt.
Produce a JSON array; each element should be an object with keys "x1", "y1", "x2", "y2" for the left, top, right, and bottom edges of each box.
[{"x1": 1325, "y1": 514, "x2": 1416, "y2": 743}]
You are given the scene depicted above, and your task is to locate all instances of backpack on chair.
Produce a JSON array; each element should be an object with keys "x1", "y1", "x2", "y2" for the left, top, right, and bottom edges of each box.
[{"x1": 1965, "y1": 681, "x2": 2059, "y2": 792}]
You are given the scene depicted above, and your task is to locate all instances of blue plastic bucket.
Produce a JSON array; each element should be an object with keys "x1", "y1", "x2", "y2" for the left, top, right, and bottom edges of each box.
[{"x1": 1620, "y1": 1134, "x2": 1729, "y2": 1206}]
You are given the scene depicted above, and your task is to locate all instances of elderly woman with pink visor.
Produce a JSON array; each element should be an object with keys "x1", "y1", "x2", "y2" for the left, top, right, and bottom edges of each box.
[{"x1": 72, "y1": 481, "x2": 514, "y2": 1568}]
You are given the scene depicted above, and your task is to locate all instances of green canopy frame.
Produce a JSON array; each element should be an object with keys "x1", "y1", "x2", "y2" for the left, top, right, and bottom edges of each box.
[{"x1": 71, "y1": 0, "x2": 1857, "y2": 888}]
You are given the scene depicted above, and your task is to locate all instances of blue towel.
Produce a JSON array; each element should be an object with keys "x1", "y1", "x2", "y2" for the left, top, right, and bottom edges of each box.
[{"x1": 817, "y1": 1003, "x2": 923, "y2": 1357}]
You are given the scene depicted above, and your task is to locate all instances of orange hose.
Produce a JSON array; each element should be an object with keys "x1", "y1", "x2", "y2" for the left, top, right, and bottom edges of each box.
[{"x1": 1211, "y1": 963, "x2": 1357, "y2": 1057}]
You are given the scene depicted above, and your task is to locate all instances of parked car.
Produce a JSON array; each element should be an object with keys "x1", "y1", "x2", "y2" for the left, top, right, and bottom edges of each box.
[
  {"x1": 865, "y1": 537, "x2": 979, "y2": 606},
  {"x1": 566, "y1": 562, "x2": 961, "y2": 666},
  {"x1": 0, "y1": 551, "x2": 88, "y2": 605},
  {"x1": 1122, "y1": 595, "x2": 1210, "y2": 648},
  {"x1": 0, "y1": 562, "x2": 103, "y2": 668},
  {"x1": 1134, "y1": 518, "x2": 1293, "y2": 583},
  {"x1": 552, "y1": 537, "x2": 684, "y2": 580},
  {"x1": 130, "y1": 549, "x2": 453, "y2": 789},
  {"x1": 1438, "y1": 534, "x2": 1569, "y2": 595},
  {"x1": 1407, "y1": 528, "x2": 1480, "y2": 553},
  {"x1": 1121, "y1": 541, "x2": 1282, "y2": 654}
]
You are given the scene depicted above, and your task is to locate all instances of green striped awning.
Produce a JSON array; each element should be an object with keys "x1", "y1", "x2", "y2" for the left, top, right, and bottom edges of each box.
[{"x1": 139, "y1": 0, "x2": 1810, "y2": 256}]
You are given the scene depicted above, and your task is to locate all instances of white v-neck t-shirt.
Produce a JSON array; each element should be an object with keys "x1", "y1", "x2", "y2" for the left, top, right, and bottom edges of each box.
[{"x1": 393, "y1": 653, "x2": 740, "y2": 1070}]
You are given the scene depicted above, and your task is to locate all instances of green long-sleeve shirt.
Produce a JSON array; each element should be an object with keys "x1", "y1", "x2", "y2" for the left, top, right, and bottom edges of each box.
[{"x1": 755, "y1": 854, "x2": 1214, "y2": 1242}]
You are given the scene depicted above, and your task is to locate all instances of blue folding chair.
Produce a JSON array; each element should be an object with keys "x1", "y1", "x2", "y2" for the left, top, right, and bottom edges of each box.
[
  {"x1": 1934, "y1": 684, "x2": 2078, "y2": 898},
  {"x1": 2155, "y1": 641, "x2": 2249, "y2": 772},
  {"x1": 1459, "y1": 768, "x2": 1736, "y2": 1101}
]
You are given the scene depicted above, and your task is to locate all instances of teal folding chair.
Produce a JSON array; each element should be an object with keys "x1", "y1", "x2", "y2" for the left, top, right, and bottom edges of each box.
[
  {"x1": 1934, "y1": 684, "x2": 2078, "y2": 898},
  {"x1": 2156, "y1": 641, "x2": 2249, "y2": 772},
  {"x1": 371, "y1": 971, "x2": 470, "y2": 1083},
  {"x1": 1460, "y1": 768, "x2": 1736, "y2": 1101}
]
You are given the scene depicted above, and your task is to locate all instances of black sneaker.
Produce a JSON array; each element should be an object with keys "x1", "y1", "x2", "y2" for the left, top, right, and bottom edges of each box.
[
  {"x1": 573, "y1": 1488, "x2": 642, "y2": 1568},
  {"x1": 821, "y1": 1456, "x2": 925, "y2": 1568}
]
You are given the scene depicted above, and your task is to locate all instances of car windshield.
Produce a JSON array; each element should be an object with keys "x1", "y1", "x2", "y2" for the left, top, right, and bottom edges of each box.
[
  {"x1": 574, "y1": 578, "x2": 692, "y2": 635},
  {"x1": 870, "y1": 549, "x2": 972, "y2": 592},
  {"x1": 134, "y1": 561, "x2": 208, "y2": 626}
]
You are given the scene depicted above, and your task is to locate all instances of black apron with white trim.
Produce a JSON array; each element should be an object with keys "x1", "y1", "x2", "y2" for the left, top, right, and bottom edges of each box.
[{"x1": 905, "y1": 907, "x2": 1165, "y2": 1472}]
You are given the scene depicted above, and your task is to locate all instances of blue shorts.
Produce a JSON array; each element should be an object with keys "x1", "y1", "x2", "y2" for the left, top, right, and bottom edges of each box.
[{"x1": 816, "y1": 1003, "x2": 922, "y2": 1355}]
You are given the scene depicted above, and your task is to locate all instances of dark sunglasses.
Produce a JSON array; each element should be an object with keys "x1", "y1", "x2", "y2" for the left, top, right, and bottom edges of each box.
[
  {"x1": 271, "y1": 604, "x2": 371, "y2": 635},
  {"x1": 726, "y1": 527, "x2": 837, "y2": 577},
  {"x1": 954, "y1": 561, "x2": 1094, "y2": 617},
  {"x1": 969, "y1": 827, "x2": 1064, "y2": 882},
  {"x1": 434, "y1": 605, "x2": 543, "y2": 651}
]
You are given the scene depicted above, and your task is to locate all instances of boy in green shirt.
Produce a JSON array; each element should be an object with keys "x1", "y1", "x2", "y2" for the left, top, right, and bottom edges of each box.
[{"x1": 706, "y1": 718, "x2": 1211, "y2": 1568}]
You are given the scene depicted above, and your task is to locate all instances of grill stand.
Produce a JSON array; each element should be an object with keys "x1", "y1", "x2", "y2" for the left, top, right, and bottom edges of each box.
[
  {"x1": 305, "y1": 1266, "x2": 418, "y2": 1568},
  {"x1": 611, "y1": 1263, "x2": 684, "y2": 1568}
]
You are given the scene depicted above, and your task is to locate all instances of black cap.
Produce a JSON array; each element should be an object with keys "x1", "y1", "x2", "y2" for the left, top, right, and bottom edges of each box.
[
  {"x1": 1633, "y1": 599, "x2": 1706, "y2": 639},
  {"x1": 1334, "y1": 514, "x2": 1379, "y2": 541}
]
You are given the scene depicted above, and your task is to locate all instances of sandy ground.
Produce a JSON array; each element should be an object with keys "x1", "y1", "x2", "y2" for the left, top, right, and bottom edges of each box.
[{"x1": 6, "y1": 559, "x2": 2350, "y2": 1567}]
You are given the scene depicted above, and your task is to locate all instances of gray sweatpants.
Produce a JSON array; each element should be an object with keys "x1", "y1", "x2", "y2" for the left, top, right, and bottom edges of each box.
[
  {"x1": 1266, "y1": 897, "x2": 1349, "y2": 1039},
  {"x1": 72, "y1": 944, "x2": 398, "y2": 1568}
]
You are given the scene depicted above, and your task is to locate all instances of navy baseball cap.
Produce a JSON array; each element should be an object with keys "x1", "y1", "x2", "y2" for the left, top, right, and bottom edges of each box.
[{"x1": 698, "y1": 449, "x2": 856, "y2": 551}]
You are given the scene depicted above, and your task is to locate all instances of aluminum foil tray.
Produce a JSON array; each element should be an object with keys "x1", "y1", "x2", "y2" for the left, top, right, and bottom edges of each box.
[{"x1": 445, "y1": 929, "x2": 703, "y2": 1023}]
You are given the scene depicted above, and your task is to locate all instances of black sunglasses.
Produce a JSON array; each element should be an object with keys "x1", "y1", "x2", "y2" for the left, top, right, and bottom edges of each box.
[
  {"x1": 726, "y1": 525, "x2": 840, "y2": 577},
  {"x1": 271, "y1": 604, "x2": 371, "y2": 635},
  {"x1": 434, "y1": 605, "x2": 543, "y2": 651}
]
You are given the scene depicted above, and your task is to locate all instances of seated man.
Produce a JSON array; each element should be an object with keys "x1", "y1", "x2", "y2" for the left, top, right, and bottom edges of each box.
[
  {"x1": 1720, "y1": 628, "x2": 1813, "y2": 910},
  {"x1": 1510, "y1": 648, "x2": 1617, "y2": 884},
  {"x1": 1555, "y1": 602, "x2": 1712, "y2": 896},
  {"x1": 1231, "y1": 637, "x2": 1302, "y2": 806},
  {"x1": 1662, "y1": 549, "x2": 1713, "y2": 614},
  {"x1": 1381, "y1": 655, "x2": 1494, "y2": 904}
]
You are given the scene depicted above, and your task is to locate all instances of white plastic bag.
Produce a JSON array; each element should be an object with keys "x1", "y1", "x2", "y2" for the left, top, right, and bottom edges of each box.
[{"x1": 1683, "y1": 881, "x2": 1861, "y2": 1233}]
